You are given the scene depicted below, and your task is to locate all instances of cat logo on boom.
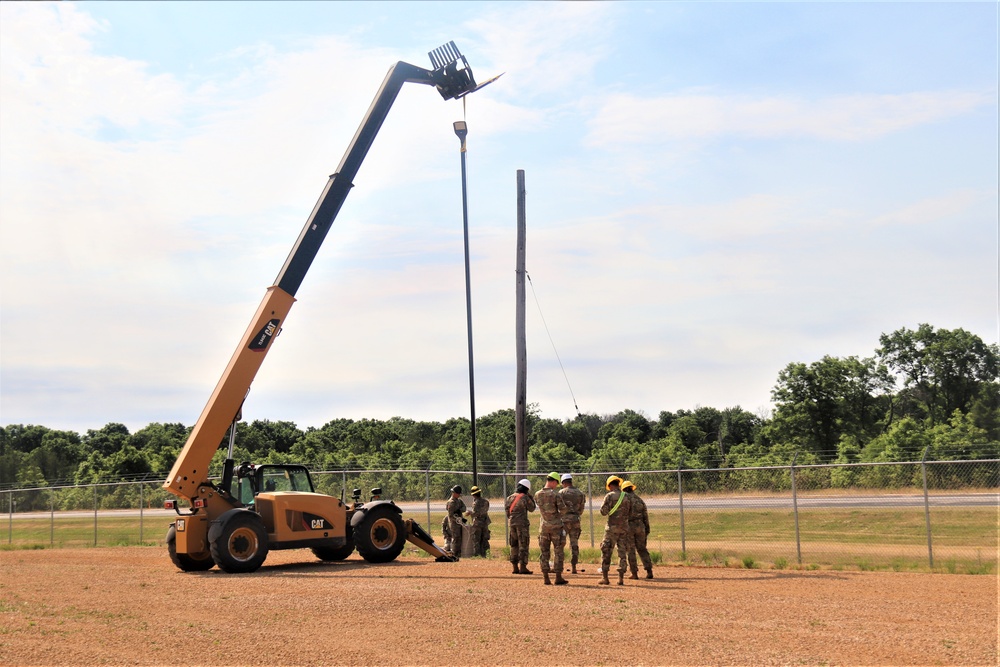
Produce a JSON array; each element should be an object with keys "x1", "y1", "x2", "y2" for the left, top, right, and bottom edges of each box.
[{"x1": 249, "y1": 319, "x2": 280, "y2": 351}]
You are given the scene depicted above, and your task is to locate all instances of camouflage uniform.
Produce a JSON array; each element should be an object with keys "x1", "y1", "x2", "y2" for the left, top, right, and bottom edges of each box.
[
  {"x1": 599, "y1": 488, "x2": 633, "y2": 582},
  {"x1": 445, "y1": 495, "x2": 467, "y2": 556},
  {"x1": 533, "y1": 486, "x2": 567, "y2": 581},
  {"x1": 505, "y1": 491, "x2": 535, "y2": 571},
  {"x1": 441, "y1": 516, "x2": 451, "y2": 548},
  {"x1": 625, "y1": 490, "x2": 653, "y2": 577},
  {"x1": 558, "y1": 484, "x2": 587, "y2": 570},
  {"x1": 468, "y1": 495, "x2": 491, "y2": 557}
]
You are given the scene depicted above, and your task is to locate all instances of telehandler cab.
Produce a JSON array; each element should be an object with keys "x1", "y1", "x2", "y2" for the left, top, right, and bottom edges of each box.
[{"x1": 163, "y1": 42, "x2": 497, "y2": 573}]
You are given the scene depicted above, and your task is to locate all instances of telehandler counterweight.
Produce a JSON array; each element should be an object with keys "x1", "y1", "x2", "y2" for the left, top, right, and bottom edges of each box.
[{"x1": 163, "y1": 42, "x2": 496, "y2": 573}]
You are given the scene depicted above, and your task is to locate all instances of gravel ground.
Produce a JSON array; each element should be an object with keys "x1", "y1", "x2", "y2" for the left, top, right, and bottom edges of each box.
[{"x1": 0, "y1": 546, "x2": 996, "y2": 666}]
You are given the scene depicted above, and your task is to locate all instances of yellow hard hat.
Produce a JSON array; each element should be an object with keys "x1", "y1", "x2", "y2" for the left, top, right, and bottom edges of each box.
[
  {"x1": 547, "y1": 471, "x2": 561, "y2": 482},
  {"x1": 605, "y1": 475, "x2": 622, "y2": 491},
  {"x1": 621, "y1": 480, "x2": 636, "y2": 492},
  {"x1": 471, "y1": 485, "x2": 482, "y2": 496}
]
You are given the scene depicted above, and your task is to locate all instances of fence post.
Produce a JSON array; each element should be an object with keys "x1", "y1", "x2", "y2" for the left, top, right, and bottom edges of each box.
[
  {"x1": 921, "y1": 446, "x2": 934, "y2": 569},
  {"x1": 677, "y1": 456, "x2": 686, "y2": 557},
  {"x1": 50, "y1": 495, "x2": 55, "y2": 546},
  {"x1": 139, "y1": 482, "x2": 144, "y2": 544},
  {"x1": 502, "y1": 462, "x2": 510, "y2": 545},
  {"x1": 425, "y1": 464, "x2": 432, "y2": 536},
  {"x1": 791, "y1": 452, "x2": 801, "y2": 566},
  {"x1": 7, "y1": 491, "x2": 12, "y2": 545},
  {"x1": 93, "y1": 484, "x2": 98, "y2": 547}
]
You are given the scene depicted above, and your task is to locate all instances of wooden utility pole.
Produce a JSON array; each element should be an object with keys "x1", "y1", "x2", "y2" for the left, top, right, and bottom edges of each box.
[{"x1": 515, "y1": 170, "x2": 527, "y2": 476}]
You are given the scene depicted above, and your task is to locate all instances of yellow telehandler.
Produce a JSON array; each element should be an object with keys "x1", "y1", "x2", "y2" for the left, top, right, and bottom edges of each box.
[{"x1": 163, "y1": 42, "x2": 496, "y2": 573}]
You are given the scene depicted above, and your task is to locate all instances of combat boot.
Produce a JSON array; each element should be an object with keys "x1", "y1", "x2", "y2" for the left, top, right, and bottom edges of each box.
[
  {"x1": 617, "y1": 572, "x2": 625, "y2": 586},
  {"x1": 554, "y1": 574, "x2": 569, "y2": 585},
  {"x1": 512, "y1": 562, "x2": 519, "y2": 575},
  {"x1": 629, "y1": 570, "x2": 639, "y2": 580},
  {"x1": 599, "y1": 573, "x2": 610, "y2": 585},
  {"x1": 543, "y1": 572, "x2": 551, "y2": 585},
  {"x1": 518, "y1": 563, "x2": 533, "y2": 575},
  {"x1": 571, "y1": 556, "x2": 578, "y2": 574},
  {"x1": 645, "y1": 568, "x2": 654, "y2": 579}
]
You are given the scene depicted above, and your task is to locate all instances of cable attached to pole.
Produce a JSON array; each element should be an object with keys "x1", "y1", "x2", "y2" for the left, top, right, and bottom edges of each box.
[{"x1": 525, "y1": 270, "x2": 580, "y2": 415}]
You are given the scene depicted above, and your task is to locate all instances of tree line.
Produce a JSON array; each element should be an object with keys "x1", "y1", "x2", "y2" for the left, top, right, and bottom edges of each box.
[{"x1": 2, "y1": 324, "x2": 998, "y2": 489}]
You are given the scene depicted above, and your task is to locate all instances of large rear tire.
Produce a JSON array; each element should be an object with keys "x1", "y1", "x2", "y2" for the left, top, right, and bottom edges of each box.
[
  {"x1": 355, "y1": 506, "x2": 406, "y2": 563},
  {"x1": 166, "y1": 524, "x2": 215, "y2": 572},
  {"x1": 312, "y1": 539, "x2": 355, "y2": 562},
  {"x1": 210, "y1": 513, "x2": 269, "y2": 573}
]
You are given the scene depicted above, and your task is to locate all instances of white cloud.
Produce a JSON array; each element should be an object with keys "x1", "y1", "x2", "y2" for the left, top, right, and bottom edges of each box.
[
  {"x1": 466, "y1": 2, "x2": 616, "y2": 102},
  {"x1": 869, "y1": 188, "x2": 995, "y2": 228},
  {"x1": 1, "y1": 3, "x2": 995, "y2": 434},
  {"x1": 586, "y1": 90, "x2": 994, "y2": 147}
]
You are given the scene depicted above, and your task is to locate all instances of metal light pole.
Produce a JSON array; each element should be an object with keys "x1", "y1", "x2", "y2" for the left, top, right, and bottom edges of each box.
[{"x1": 454, "y1": 120, "x2": 477, "y2": 487}]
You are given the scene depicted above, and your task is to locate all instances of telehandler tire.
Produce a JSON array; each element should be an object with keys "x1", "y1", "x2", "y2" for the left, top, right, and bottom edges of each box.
[
  {"x1": 210, "y1": 512, "x2": 269, "y2": 573},
  {"x1": 355, "y1": 505, "x2": 406, "y2": 563},
  {"x1": 312, "y1": 539, "x2": 355, "y2": 561},
  {"x1": 166, "y1": 524, "x2": 215, "y2": 572}
]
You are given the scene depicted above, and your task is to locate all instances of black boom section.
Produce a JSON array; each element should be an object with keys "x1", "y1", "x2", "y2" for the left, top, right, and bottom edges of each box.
[{"x1": 274, "y1": 46, "x2": 482, "y2": 297}]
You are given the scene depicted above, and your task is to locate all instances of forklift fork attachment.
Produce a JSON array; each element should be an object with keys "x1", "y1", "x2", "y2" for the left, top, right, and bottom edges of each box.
[{"x1": 404, "y1": 518, "x2": 458, "y2": 562}]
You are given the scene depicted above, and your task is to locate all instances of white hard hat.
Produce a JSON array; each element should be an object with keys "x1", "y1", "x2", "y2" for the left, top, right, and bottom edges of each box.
[
  {"x1": 560, "y1": 473, "x2": 573, "y2": 482},
  {"x1": 517, "y1": 478, "x2": 531, "y2": 491}
]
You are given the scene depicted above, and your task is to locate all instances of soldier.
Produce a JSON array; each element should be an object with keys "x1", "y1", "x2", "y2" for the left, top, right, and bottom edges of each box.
[
  {"x1": 466, "y1": 485, "x2": 491, "y2": 557},
  {"x1": 558, "y1": 473, "x2": 586, "y2": 574},
  {"x1": 622, "y1": 480, "x2": 653, "y2": 579},
  {"x1": 598, "y1": 475, "x2": 633, "y2": 586},
  {"x1": 445, "y1": 485, "x2": 467, "y2": 559},
  {"x1": 534, "y1": 472, "x2": 569, "y2": 585},
  {"x1": 504, "y1": 478, "x2": 535, "y2": 574}
]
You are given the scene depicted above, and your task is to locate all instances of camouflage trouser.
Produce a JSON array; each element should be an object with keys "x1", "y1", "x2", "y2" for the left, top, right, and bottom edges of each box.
[
  {"x1": 538, "y1": 522, "x2": 566, "y2": 575},
  {"x1": 600, "y1": 525, "x2": 632, "y2": 575},
  {"x1": 562, "y1": 516, "x2": 582, "y2": 563},
  {"x1": 470, "y1": 522, "x2": 490, "y2": 556},
  {"x1": 441, "y1": 517, "x2": 451, "y2": 549},
  {"x1": 508, "y1": 524, "x2": 530, "y2": 566},
  {"x1": 444, "y1": 519, "x2": 464, "y2": 555},
  {"x1": 626, "y1": 522, "x2": 652, "y2": 572}
]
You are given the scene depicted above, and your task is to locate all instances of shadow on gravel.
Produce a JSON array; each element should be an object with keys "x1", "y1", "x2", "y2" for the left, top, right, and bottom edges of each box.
[{"x1": 181, "y1": 558, "x2": 428, "y2": 577}]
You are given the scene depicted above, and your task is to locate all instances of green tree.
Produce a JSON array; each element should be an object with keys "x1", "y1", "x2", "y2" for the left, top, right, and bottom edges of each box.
[
  {"x1": 565, "y1": 413, "x2": 602, "y2": 457},
  {"x1": 596, "y1": 409, "x2": 651, "y2": 445},
  {"x1": 528, "y1": 440, "x2": 586, "y2": 472},
  {"x1": 105, "y1": 444, "x2": 152, "y2": 478},
  {"x1": 878, "y1": 324, "x2": 999, "y2": 425},
  {"x1": 769, "y1": 355, "x2": 893, "y2": 459},
  {"x1": 82, "y1": 423, "x2": 130, "y2": 457}
]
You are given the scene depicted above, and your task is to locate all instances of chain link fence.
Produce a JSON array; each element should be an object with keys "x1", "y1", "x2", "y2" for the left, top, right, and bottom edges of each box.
[{"x1": 4, "y1": 459, "x2": 997, "y2": 573}]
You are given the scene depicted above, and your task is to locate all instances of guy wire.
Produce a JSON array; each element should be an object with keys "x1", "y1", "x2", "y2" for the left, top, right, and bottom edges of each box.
[{"x1": 526, "y1": 270, "x2": 580, "y2": 415}]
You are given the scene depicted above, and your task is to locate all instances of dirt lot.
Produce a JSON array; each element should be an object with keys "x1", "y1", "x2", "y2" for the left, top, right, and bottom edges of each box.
[{"x1": 0, "y1": 546, "x2": 996, "y2": 666}]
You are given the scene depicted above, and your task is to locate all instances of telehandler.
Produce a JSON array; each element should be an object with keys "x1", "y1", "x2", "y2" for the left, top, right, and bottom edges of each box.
[{"x1": 163, "y1": 42, "x2": 496, "y2": 573}]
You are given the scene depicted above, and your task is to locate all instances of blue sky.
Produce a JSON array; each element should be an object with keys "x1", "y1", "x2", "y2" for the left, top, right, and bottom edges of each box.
[{"x1": 1, "y1": 2, "x2": 996, "y2": 434}]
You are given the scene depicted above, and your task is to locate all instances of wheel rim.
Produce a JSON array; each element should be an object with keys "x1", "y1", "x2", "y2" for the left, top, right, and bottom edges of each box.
[
  {"x1": 228, "y1": 526, "x2": 260, "y2": 562},
  {"x1": 369, "y1": 517, "x2": 398, "y2": 551}
]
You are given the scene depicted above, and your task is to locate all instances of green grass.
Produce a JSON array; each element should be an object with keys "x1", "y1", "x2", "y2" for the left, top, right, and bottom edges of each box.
[{"x1": 2, "y1": 505, "x2": 996, "y2": 573}]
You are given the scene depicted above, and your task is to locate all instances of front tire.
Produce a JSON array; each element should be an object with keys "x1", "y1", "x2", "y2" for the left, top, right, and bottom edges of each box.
[
  {"x1": 210, "y1": 513, "x2": 269, "y2": 573},
  {"x1": 355, "y1": 506, "x2": 406, "y2": 563},
  {"x1": 312, "y1": 539, "x2": 355, "y2": 562},
  {"x1": 166, "y1": 524, "x2": 215, "y2": 572}
]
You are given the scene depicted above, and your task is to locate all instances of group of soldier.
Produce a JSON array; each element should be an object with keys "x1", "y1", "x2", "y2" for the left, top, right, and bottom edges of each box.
[
  {"x1": 441, "y1": 484, "x2": 491, "y2": 558},
  {"x1": 441, "y1": 472, "x2": 654, "y2": 586}
]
